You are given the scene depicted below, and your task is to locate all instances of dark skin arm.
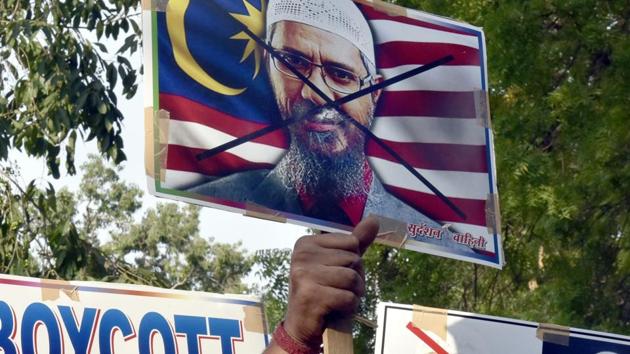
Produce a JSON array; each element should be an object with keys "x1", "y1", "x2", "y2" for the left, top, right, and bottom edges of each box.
[{"x1": 264, "y1": 217, "x2": 380, "y2": 353}]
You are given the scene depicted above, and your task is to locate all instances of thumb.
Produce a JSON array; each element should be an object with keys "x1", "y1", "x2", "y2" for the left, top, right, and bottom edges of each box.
[{"x1": 352, "y1": 216, "x2": 380, "y2": 255}]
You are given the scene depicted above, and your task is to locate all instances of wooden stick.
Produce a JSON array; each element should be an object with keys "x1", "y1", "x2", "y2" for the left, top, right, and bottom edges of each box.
[{"x1": 323, "y1": 317, "x2": 354, "y2": 354}]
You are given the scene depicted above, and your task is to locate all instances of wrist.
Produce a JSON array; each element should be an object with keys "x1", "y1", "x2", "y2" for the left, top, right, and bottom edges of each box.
[{"x1": 273, "y1": 321, "x2": 321, "y2": 354}]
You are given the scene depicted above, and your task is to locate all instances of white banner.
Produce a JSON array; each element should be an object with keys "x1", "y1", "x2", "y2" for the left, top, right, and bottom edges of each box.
[
  {"x1": 375, "y1": 302, "x2": 630, "y2": 354},
  {"x1": 0, "y1": 274, "x2": 267, "y2": 354}
]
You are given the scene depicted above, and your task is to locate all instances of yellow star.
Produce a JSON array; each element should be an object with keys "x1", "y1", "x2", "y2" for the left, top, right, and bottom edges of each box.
[{"x1": 230, "y1": 0, "x2": 266, "y2": 79}]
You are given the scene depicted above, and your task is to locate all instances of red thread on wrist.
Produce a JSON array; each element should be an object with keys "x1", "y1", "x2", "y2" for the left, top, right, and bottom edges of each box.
[{"x1": 273, "y1": 321, "x2": 321, "y2": 354}]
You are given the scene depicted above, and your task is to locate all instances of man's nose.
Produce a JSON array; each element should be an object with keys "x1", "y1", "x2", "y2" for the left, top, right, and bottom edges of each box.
[{"x1": 300, "y1": 67, "x2": 333, "y2": 106}]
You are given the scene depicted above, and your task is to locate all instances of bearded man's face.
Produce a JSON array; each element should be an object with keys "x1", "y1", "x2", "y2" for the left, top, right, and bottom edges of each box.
[
  {"x1": 267, "y1": 21, "x2": 381, "y2": 160},
  {"x1": 266, "y1": 21, "x2": 382, "y2": 197}
]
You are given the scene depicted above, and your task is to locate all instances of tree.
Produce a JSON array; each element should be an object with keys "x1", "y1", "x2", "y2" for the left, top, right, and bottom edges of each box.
[
  {"x1": 254, "y1": 248, "x2": 292, "y2": 330},
  {"x1": 0, "y1": 154, "x2": 253, "y2": 294},
  {"x1": 0, "y1": 0, "x2": 142, "y2": 175},
  {"x1": 108, "y1": 202, "x2": 252, "y2": 293},
  {"x1": 0, "y1": 0, "x2": 143, "y2": 280}
]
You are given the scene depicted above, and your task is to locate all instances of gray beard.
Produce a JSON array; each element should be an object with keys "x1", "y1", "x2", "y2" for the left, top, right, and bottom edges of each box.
[
  {"x1": 274, "y1": 98, "x2": 375, "y2": 200},
  {"x1": 275, "y1": 138, "x2": 370, "y2": 200}
]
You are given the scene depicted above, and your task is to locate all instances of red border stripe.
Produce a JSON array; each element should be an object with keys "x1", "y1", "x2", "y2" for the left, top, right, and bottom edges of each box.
[
  {"x1": 406, "y1": 322, "x2": 449, "y2": 354},
  {"x1": 376, "y1": 42, "x2": 480, "y2": 68},
  {"x1": 366, "y1": 139, "x2": 488, "y2": 173},
  {"x1": 376, "y1": 91, "x2": 477, "y2": 119}
]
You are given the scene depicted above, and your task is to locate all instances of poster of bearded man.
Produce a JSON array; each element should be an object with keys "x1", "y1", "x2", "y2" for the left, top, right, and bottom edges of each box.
[{"x1": 144, "y1": 0, "x2": 503, "y2": 268}]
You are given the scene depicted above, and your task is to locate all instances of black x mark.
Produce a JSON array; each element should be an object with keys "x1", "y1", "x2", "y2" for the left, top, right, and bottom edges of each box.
[{"x1": 194, "y1": 4, "x2": 467, "y2": 220}]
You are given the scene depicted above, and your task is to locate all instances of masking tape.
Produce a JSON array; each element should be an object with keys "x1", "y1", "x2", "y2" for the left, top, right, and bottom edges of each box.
[
  {"x1": 157, "y1": 109, "x2": 171, "y2": 183},
  {"x1": 244, "y1": 203, "x2": 287, "y2": 224},
  {"x1": 144, "y1": 107, "x2": 155, "y2": 178},
  {"x1": 354, "y1": 0, "x2": 407, "y2": 17},
  {"x1": 40, "y1": 279, "x2": 80, "y2": 302},
  {"x1": 536, "y1": 323, "x2": 570, "y2": 346},
  {"x1": 142, "y1": 0, "x2": 168, "y2": 12},
  {"x1": 242, "y1": 305, "x2": 266, "y2": 334},
  {"x1": 474, "y1": 89, "x2": 492, "y2": 128},
  {"x1": 411, "y1": 305, "x2": 448, "y2": 341},
  {"x1": 485, "y1": 193, "x2": 502, "y2": 234},
  {"x1": 371, "y1": 214, "x2": 408, "y2": 248}
]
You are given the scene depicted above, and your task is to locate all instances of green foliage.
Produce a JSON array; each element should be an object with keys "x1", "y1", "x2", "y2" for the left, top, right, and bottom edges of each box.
[
  {"x1": 254, "y1": 248, "x2": 292, "y2": 330},
  {"x1": 0, "y1": 156, "x2": 253, "y2": 294},
  {"x1": 0, "y1": 0, "x2": 142, "y2": 176},
  {"x1": 108, "y1": 202, "x2": 252, "y2": 292}
]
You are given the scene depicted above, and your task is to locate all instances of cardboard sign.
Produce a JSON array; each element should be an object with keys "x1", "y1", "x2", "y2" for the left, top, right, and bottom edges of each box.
[
  {"x1": 375, "y1": 302, "x2": 630, "y2": 354},
  {"x1": 0, "y1": 274, "x2": 267, "y2": 354},
  {"x1": 144, "y1": 0, "x2": 503, "y2": 268}
]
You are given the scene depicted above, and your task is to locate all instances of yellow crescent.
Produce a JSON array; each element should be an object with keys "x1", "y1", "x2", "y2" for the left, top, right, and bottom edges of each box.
[{"x1": 166, "y1": 0, "x2": 246, "y2": 96}]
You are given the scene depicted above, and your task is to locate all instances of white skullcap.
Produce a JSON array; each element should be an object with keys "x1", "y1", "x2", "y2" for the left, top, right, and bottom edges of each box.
[{"x1": 266, "y1": 0, "x2": 376, "y2": 67}]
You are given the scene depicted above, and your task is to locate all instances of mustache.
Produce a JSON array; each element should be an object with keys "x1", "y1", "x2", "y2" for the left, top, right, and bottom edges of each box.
[{"x1": 290, "y1": 100, "x2": 347, "y2": 125}]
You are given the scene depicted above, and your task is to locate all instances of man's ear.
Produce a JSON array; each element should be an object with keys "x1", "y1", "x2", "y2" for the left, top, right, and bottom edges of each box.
[{"x1": 371, "y1": 74, "x2": 384, "y2": 104}]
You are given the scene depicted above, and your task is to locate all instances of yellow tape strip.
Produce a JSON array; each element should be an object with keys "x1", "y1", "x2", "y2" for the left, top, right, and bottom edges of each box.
[
  {"x1": 485, "y1": 193, "x2": 502, "y2": 234},
  {"x1": 412, "y1": 305, "x2": 448, "y2": 341},
  {"x1": 536, "y1": 323, "x2": 571, "y2": 346},
  {"x1": 242, "y1": 305, "x2": 266, "y2": 334},
  {"x1": 144, "y1": 107, "x2": 171, "y2": 183},
  {"x1": 371, "y1": 214, "x2": 409, "y2": 249},
  {"x1": 157, "y1": 109, "x2": 171, "y2": 183},
  {"x1": 144, "y1": 107, "x2": 155, "y2": 179},
  {"x1": 40, "y1": 279, "x2": 81, "y2": 302},
  {"x1": 142, "y1": 0, "x2": 168, "y2": 12},
  {"x1": 474, "y1": 89, "x2": 492, "y2": 128},
  {"x1": 354, "y1": 0, "x2": 407, "y2": 16},
  {"x1": 244, "y1": 203, "x2": 287, "y2": 224}
]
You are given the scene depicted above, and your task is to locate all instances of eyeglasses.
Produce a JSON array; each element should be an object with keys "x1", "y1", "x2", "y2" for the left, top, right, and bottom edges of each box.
[{"x1": 269, "y1": 47, "x2": 372, "y2": 95}]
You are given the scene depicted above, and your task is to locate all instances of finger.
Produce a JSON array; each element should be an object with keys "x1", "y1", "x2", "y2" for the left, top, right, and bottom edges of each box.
[
  {"x1": 315, "y1": 248, "x2": 362, "y2": 268},
  {"x1": 352, "y1": 216, "x2": 380, "y2": 255},
  {"x1": 319, "y1": 287, "x2": 360, "y2": 315},
  {"x1": 311, "y1": 265, "x2": 365, "y2": 297},
  {"x1": 310, "y1": 234, "x2": 360, "y2": 253}
]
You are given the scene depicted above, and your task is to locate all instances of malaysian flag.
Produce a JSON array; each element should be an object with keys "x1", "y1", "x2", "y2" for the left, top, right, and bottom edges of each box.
[{"x1": 147, "y1": 0, "x2": 502, "y2": 267}]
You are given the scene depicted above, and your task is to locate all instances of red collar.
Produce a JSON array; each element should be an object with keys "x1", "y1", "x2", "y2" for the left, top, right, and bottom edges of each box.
[{"x1": 298, "y1": 162, "x2": 372, "y2": 226}]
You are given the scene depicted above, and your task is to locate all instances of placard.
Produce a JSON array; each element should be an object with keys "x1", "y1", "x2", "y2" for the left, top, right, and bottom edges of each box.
[
  {"x1": 144, "y1": 0, "x2": 503, "y2": 268},
  {"x1": 0, "y1": 274, "x2": 267, "y2": 353},
  {"x1": 375, "y1": 302, "x2": 630, "y2": 353}
]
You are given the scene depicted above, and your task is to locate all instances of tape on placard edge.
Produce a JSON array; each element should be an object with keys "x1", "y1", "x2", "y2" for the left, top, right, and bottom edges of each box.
[
  {"x1": 242, "y1": 305, "x2": 266, "y2": 334},
  {"x1": 145, "y1": 108, "x2": 171, "y2": 183},
  {"x1": 244, "y1": 203, "x2": 288, "y2": 224},
  {"x1": 144, "y1": 107, "x2": 155, "y2": 179},
  {"x1": 536, "y1": 323, "x2": 570, "y2": 346},
  {"x1": 474, "y1": 89, "x2": 492, "y2": 128},
  {"x1": 371, "y1": 214, "x2": 409, "y2": 249},
  {"x1": 354, "y1": 0, "x2": 407, "y2": 16},
  {"x1": 40, "y1": 279, "x2": 81, "y2": 302},
  {"x1": 142, "y1": 0, "x2": 168, "y2": 12},
  {"x1": 411, "y1": 305, "x2": 448, "y2": 341},
  {"x1": 485, "y1": 193, "x2": 502, "y2": 234}
]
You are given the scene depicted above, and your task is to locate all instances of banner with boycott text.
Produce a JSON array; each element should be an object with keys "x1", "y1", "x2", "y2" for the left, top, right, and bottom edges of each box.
[
  {"x1": 144, "y1": 0, "x2": 503, "y2": 268},
  {"x1": 0, "y1": 274, "x2": 267, "y2": 354}
]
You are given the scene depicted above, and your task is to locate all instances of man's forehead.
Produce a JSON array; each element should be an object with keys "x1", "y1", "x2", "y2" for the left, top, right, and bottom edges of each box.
[{"x1": 271, "y1": 21, "x2": 364, "y2": 67}]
